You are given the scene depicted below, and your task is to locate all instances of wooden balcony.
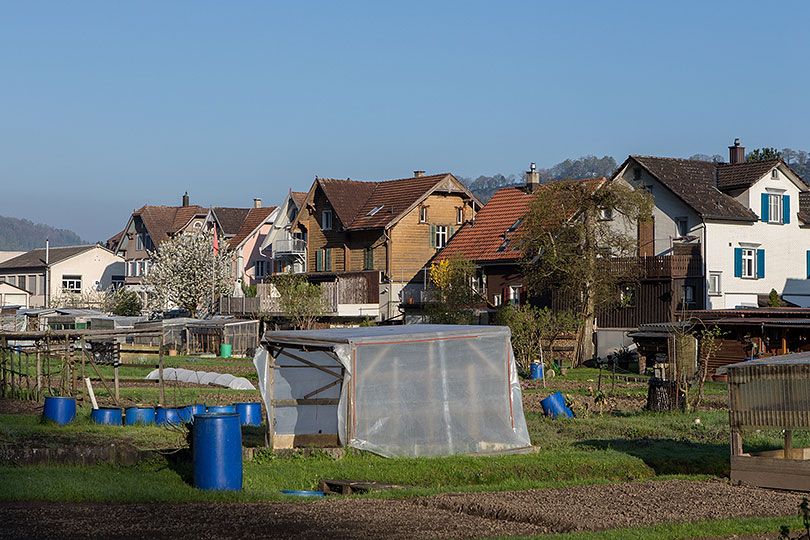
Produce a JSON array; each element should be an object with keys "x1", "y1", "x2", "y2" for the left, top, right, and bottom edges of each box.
[{"x1": 611, "y1": 254, "x2": 703, "y2": 279}]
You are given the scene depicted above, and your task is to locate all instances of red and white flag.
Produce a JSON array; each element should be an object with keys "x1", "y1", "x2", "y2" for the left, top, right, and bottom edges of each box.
[{"x1": 213, "y1": 227, "x2": 219, "y2": 255}]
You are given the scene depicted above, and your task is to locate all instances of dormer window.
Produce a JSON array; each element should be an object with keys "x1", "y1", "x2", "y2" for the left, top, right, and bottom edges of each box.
[
  {"x1": 507, "y1": 217, "x2": 524, "y2": 232},
  {"x1": 322, "y1": 209, "x2": 333, "y2": 231}
]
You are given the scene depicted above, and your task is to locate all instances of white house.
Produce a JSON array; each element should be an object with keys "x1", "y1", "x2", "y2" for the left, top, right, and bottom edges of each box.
[
  {"x1": 0, "y1": 245, "x2": 125, "y2": 308},
  {"x1": 0, "y1": 282, "x2": 30, "y2": 308},
  {"x1": 613, "y1": 140, "x2": 810, "y2": 309}
]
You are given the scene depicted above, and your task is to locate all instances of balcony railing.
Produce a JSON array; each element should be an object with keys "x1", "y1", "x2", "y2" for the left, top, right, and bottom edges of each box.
[
  {"x1": 611, "y1": 254, "x2": 703, "y2": 279},
  {"x1": 272, "y1": 238, "x2": 306, "y2": 256}
]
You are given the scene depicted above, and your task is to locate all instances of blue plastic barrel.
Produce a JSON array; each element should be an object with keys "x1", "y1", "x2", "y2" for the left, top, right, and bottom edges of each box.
[
  {"x1": 43, "y1": 396, "x2": 76, "y2": 425},
  {"x1": 540, "y1": 391, "x2": 574, "y2": 419},
  {"x1": 125, "y1": 407, "x2": 156, "y2": 426},
  {"x1": 193, "y1": 413, "x2": 243, "y2": 491},
  {"x1": 155, "y1": 407, "x2": 182, "y2": 426},
  {"x1": 91, "y1": 407, "x2": 123, "y2": 426},
  {"x1": 529, "y1": 363, "x2": 544, "y2": 380},
  {"x1": 235, "y1": 402, "x2": 262, "y2": 426},
  {"x1": 177, "y1": 406, "x2": 193, "y2": 423},
  {"x1": 207, "y1": 405, "x2": 236, "y2": 414}
]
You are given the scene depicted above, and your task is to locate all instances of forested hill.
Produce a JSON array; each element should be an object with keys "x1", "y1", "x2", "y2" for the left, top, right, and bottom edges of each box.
[
  {"x1": 0, "y1": 215, "x2": 87, "y2": 251},
  {"x1": 462, "y1": 155, "x2": 617, "y2": 203}
]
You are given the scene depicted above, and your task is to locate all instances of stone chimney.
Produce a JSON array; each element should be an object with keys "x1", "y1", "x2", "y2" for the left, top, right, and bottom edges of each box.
[
  {"x1": 182, "y1": 192, "x2": 189, "y2": 207},
  {"x1": 253, "y1": 198, "x2": 262, "y2": 208},
  {"x1": 729, "y1": 138, "x2": 745, "y2": 164},
  {"x1": 526, "y1": 162, "x2": 540, "y2": 193},
  {"x1": 413, "y1": 170, "x2": 425, "y2": 178}
]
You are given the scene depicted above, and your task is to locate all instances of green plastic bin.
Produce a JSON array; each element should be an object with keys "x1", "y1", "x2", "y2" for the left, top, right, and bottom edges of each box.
[{"x1": 220, "y1": 343, "x2": 232, "y2": 358}]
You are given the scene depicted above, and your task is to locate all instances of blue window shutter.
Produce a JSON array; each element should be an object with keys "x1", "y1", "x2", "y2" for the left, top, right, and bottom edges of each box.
[
  {"x1": 783, "y1": 195, "x2": 791, "y2": 224},
  {"x1": 734, "y1": 248, "x2": 742, "y2": 277},
  {"x1": 756, "y1": 249, "x2": 765, "y2": 278},
  {"x1": 761, "y1": 193, "x2": 769, "y2": 222}
]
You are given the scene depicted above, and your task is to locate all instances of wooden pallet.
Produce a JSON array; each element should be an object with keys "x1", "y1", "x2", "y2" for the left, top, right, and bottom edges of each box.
[{"x1": 318, "y1": 478, "x2": 408, "y2": 496}]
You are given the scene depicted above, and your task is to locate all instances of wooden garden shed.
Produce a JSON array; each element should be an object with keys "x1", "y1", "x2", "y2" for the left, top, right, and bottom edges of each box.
[
  {"x1": 717, "y1": 353, "x2": 810, "y2": 491},
  {"x1": 186, "y1": 318, "x2": 259, "y2": 357}
]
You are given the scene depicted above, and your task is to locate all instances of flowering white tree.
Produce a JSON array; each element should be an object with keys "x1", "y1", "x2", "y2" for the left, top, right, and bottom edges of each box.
[{"x1": 144, "y1": 231, "x2": 232, "y2": 317}]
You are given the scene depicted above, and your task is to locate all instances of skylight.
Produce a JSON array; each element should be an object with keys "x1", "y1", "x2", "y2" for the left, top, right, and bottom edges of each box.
[{"x1": 367, "y1": 205, "x2": 384, "y2": 216}]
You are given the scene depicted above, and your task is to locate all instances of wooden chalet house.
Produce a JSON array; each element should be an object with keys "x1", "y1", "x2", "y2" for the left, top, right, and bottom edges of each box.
[{"x1": 292, "y1": 171, "x2": 481, "y2": 321}]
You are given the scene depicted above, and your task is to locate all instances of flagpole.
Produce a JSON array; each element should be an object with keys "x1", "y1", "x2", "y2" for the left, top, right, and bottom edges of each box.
[{"x1": 211, "y1": 227, "x2": 219, "y2": 316}]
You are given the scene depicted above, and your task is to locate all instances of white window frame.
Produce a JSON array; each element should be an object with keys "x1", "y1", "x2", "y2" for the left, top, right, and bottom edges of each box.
[
  {"x1": 676, "y1": 217, "x2": 689, "y2": 237},
  {"x1": 771, "y1": 168, "x2": 778, "y2": 179},
  {"x1": 255, "y1": 260, "x2": 268, "y2": 278},
  {"x1": 742, "y1": 248, "x2": 756, "y2": 278},
  {"x1": 456, "y1": 207, "x2": 463, "y2": 224},
  {"x1": 682, "y1": 284, "x2": 695, "y2": 305},
  {"x1": 420, "y1": 206, "x2": 428, "y2": 223},
  {"x1": 62, "y1": 275, "x2": 82, "y2": 293},
  {"x1": 508, "y1": 285, "x2": 522, "y2": 305},
  {"x1": 768, "y1": 193, "x2": 783, "y2": 224},
  {"x1": 493, "y1": 294, "x2": 502, "y2": 307},
  {"x1": 708, "y1": 272, "x2": 722, "y2": 296},
  {"x1": 435, "y1": 225, "x2": 448, "y2": 248},
  {"x1": 321, "y1": 209, "x2": 333, "y2": 231}
]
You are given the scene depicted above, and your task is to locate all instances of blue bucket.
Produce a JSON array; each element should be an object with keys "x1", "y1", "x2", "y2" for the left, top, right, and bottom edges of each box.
[
  {"x1": 207, "y1": 405, "x2": 236, "y2": 414},
  {"x1": 156, "y1": 407, "x2": 182, "y2": 426},
  {"x1": 235, "y1": 402, "x2": 262, "y2": 426},
  {"x1": 529, "y1": 363, "x2": 544, "y2": 380},
  {"x1": 125, "y1": 407, "x2": 156, "y2": 426},
  {"x1": 541, "y1": 391, "x2": 573, "y2": 419},
  {"x1": 43, "y1": 396, "x2": 76, "y2": 425},
  {"x1": 193, "y1": 413, "x2": 243, "y2": 491},
  {"x1": 91, "y1": 407, "x2": 123, "y2": 426}
]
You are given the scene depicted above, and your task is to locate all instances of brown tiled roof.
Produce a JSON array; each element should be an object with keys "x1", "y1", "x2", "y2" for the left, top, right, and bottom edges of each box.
[
  {"x1": 228, "y1": 207, "x2": 277, "y2": 248},
  {"x1": 435, "y1": 177, "x2": 604, "y2": 264},
  {"x1": 134, "y1": 205, "x2": 206, "y2": 245},
  {"x1": 291, "y1": 191, "x2": 307, "y2": 208},
  {"x1": 716, "y1": 159, "x2": 780, "y2": 190},
  {"x1": 211, "y1": 207, "x2": 252, "y2": 237},
  {"x1": 0, "y1": 245, "x2": 100, "y2": 270},
  {"x1": 349, "y1": 174, "x2": 453, "y2": 229},
  {"x1": 316, "y1": 178, "x2": 378, "y2": 229},
  {"x1": 799, "y1": 192, "x2": 810, "y2": 225},
  {"x1": 628, "y1": 156, "x2": 757, "y2": 221},
  {"x1": 106, "y1": 230, "x2": 124, "y2": 251}
]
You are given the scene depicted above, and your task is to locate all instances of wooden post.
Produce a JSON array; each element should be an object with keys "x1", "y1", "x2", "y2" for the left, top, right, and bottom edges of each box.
[
  {"x1": 784, "y1": 429, "x2": 793, "y2": 459},
  {"x1": 80, "y1": 338, "x2": 87, "y2": 404},
  {"x1": 36, "y1": 348, "x2": 41, "y2": 401},
  {"x1": 730, "y1": 428, "x2": 743, "y2": 456},
  {"x1": 158, "y1": 335, "x2": 165, "y2": 407},
  {"x1": 113, "y1": 362, "x2": 120, "y2": 402},
  {"x1": 265, "y1": 350, "x2": 275, "y2": 448}
]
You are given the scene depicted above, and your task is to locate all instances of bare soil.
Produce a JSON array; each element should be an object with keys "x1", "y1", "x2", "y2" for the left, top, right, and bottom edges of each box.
[
  {"x1": 0, "y1": 479, "x2": 804, "y2": 539},
  {"x1": 0, "y1": 398, "x2": 41, "y2": 415}
]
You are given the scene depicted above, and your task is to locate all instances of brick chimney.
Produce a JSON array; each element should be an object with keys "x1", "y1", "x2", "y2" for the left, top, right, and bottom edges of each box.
[
  {"x1": 413, "y1": 170, "x2": 425, "y2": 178},
  {"x1": 253, "y1": 198, "x2": 262, "y2": 208},
  {"x1": 729, "y1": 138, "x2": 745, "y2": 164},
  {"x1": 182, "y1": 192, "x2": 189, "y2": 207},
  {"x1": 526, "y1": 162, "x2": 540, "y2": 193}
]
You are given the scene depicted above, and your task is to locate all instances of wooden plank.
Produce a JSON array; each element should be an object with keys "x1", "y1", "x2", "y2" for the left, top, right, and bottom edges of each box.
[
  {"x1": 158, "y1": 335, "x2": 164, "y2": 407},
  {"x1": 731, "y1": 455, "x2": 810, "y2": 492},
  {"x1": 275, "y1": 348, "x2": 343, "y2": 379},
  {"x1": 304, "y1": 379, "x2": 341, "y2": 399},
  {"x1": 272, "y1": 398, "x2": 339, "y2": 406},
  {"x1": 272, "y1": 433, "x2": 339, "y2": 449}
]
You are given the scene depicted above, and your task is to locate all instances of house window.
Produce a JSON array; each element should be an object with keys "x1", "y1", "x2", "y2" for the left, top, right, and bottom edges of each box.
[
  {"x1": 598, "y1": 207, "x2": 614, "y2": 221},
  {"x1": 676, "y1": 217, "x2": 689, "y2": 237},
  {"x1": 316, "y1": 249, "x2": 331, "y2": 272},
  {"x1": 769, "y1": 194, "x2": 782, "y2": 224},
  {"x1": 619, "y1": 284, "x2": 635, "y2": 307},
  {"x1": 138, "y1": 261, "x2": 146, "y2": 276},
  {"x1": 420, "y1": 206, "x2": 428, "y2": 223},
  {"x1": 633, "y1": 167, "x2": 642, "y2": 181},
  {"x1": 772, "y1": 169, "x2": 778, "y2": 179},
  {"x1": 363, "y1": 247, "x2": 373, "y2": 271},
  {"x1": 508, "y1": 285, "x2": 522, "y2": 306},
  {"x1": 435, "y1": 226, "x2": 448, "y2": 248},
  {"x1": 27, "y1": 275, "x2": 36, "y2": 295},
  {"x1": 137, "y1": 234, "x2": 143, "y2": 250},
  {"x1": 456, "y1": 207, "x2": 463, "y2": 224},
  {"x1": 682, "y1": 285, "x2": 695, "y2": 306},
  {"x1": 111, "y1": 276, "x2": 124, "y2": 289},
  {"x1": 321, "y1": 210, "x2": 333, "y2": 231},
  {"x1": 255, "y1": 260, "x2": 269, "y2": 278},
  {"x1": 742, "y1": 248, "x2": 756, "y2": 278},
  {"x1": 708, "y1": 272, "x2": 721, "y2": 295},
  {"x1": 493, "y1": 294, "x2": 502, "y2": 307},
  {"x1": 17, "y1": 275, "x2": 26, "y2": 292},
  {"x1": 6, "y1": 276, "x2": 15, "y2": 287},
  {"x1": 62, "y1": 275, "x2": 82, "y2": 292}
]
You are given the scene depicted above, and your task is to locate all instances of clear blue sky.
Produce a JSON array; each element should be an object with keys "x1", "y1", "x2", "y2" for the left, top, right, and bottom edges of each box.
[{"x1": 2, "y1": 1, "x2": 809, "y2": 242}]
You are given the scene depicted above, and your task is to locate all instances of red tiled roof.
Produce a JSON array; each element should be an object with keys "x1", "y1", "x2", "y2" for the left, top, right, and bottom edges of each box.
[
  {"x1": 228, "y1": 207, "x2": 277, "y2": 248},
  {"x1": 435, "y1": 177, "x2": 604, "y2": 264},
  {"x1": 291, "y1": 191, "x2": 307, "y2": 208}
]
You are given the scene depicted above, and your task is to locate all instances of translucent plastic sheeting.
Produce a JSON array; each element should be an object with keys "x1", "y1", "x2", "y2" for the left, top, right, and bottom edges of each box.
[
  {"x1": 145, "y1": 368, "x2": 255, "y2": 390},
  {"x1": 253, "y1": 325, "x2": 531, "y2": 458}
]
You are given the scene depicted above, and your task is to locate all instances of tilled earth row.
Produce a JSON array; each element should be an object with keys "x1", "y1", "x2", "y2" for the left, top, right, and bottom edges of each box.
[{"x1": 1, "y1": 479, "x2": 804, "y2": 539}]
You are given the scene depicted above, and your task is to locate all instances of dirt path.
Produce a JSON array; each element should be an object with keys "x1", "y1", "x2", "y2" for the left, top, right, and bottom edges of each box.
[{"x1": 1, "y1": 479, "x2": 803, "y2": 539}]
